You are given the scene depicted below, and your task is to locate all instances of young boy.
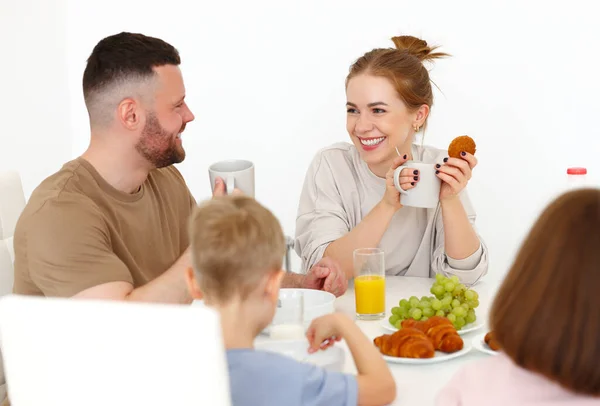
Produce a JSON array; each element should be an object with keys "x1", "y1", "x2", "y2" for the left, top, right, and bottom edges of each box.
[{"x1": 185, "y1": 196, "x2": 396, "y2": 406}]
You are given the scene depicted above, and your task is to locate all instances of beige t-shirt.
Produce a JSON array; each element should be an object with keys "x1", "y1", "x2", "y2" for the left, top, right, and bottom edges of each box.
[
  {"x1": 294, "y1": 142, "x2": 488, "y2": 285},
  {"x1": 13, "y1": 158, "x2": 196, "y2": 297}
]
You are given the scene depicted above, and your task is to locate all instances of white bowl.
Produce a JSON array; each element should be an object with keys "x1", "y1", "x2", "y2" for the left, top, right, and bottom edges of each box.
[
  {"x1": 191, "y1": 299, "x2": 205, "y2": 307},
  {"x1": 194, "y1": 289, "x2": 335, "y2": 336},
  {"x1": 255, "y1": 339, "x2": 345, "y2": 372},
  {"x1": 271, "y1": 289, "x2": 335, "y2": 330}
]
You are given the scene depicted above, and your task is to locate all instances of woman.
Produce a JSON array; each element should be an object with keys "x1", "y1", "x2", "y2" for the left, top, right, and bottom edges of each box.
[
  {"x1": 295, "y1": 35, "x2": 488, "y2": 284},
  {"x1": 436, "y1": 188, "x2": 600, "y2": 405}
]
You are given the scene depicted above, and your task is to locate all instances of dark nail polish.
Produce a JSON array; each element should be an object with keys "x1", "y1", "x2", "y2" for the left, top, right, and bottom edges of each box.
[
  {"x1": 461, "y1": 151, "x2": 466, "y2": 156},
  {"x1": 403, "y1": 154, "x2": 407, "y2": 159},
  {"x1": 443, "y1": 157, "x2": 448, "y2": 163},
  {"x1": 436, "y1": 164, "x2": 441, "y2": 168},
  {"x1": 436, "y1": 170, "x2": 440, "y2": 174},
  {"x1": 413, "y1": 176, "x2": 418, "y2": 181},
  {"x1": 411, "y1": 182, "x2": 415, "y2": 186},
  {"x1": 413, "y1": 170, "x2": 419, "y2": 175}
]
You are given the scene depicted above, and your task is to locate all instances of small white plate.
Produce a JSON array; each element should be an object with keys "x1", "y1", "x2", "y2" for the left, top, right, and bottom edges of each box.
[
  {"x1": 380, "y1": 319, "x2": 483, "y2": 335},
  {"x1": 471, "y1": 332, "x2": 499, "y2": 356},
  {"x1": 382, "y1": 341, "x2": 472, "y2": 364}
]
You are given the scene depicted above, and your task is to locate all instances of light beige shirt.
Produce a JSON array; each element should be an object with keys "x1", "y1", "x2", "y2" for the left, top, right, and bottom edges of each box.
[{"x1": 294, "y1": 142, "x2": 488, "y2": 285}]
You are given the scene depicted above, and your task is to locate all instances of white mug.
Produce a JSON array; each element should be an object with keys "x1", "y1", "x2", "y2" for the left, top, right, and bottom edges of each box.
[
  {"x1": 208, "y1": 159, "x2": 255, "y2": 197},
  {"x1": 393, "y1": 161, "x2": 441, "y2": 208}
]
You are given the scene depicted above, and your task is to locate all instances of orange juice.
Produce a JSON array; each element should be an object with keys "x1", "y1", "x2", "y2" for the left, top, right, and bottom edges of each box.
[{"x1": 354, "y1": 275, "x2": 385, "y2": 316}]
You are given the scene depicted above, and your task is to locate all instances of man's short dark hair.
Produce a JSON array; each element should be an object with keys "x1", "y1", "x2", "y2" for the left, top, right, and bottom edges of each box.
[{"x1": 83, "y1": 32, "x2": 181, "y2": 126}]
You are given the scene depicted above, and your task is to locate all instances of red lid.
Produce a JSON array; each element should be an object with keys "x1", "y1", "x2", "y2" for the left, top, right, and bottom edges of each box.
[{"x1": 567, "y1": 167, "x2": 587, "y2": 175}]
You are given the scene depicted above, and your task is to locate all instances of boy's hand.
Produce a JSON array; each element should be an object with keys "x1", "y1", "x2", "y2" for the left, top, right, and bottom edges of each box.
[{"x1": 305, "y1": 313, "x2": 346, "y2": 353}]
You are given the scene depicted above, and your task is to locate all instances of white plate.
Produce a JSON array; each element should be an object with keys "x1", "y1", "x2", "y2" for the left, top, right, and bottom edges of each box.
[
  {"x1": 471, "y1": 332, "x2": 499, "y2": 356},
  {"x1": 380, "y1": 319, "x2": 483, "y2": 335},
  {"x1": 382, "y1": 341, "x2": 472, "y2": 364}
]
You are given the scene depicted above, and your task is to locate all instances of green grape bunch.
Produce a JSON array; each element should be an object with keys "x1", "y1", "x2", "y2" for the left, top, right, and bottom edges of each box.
[{"x1": 388, "y1": 274, "x2": 479, "y2": 331}]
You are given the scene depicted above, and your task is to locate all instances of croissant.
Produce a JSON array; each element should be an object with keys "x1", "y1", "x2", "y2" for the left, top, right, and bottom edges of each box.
[
  {"x1": 374, "y1": 328, "x2": 435, "y2": 358},
  {"x1": 400, "y1": 318, "x2": 422, "y2": 330},
  {"x1": 484, "y1": 331, "x2": 501, "y2": 351},
  {"x1": 401, "y1": 316, "x2": 464, "y2": 353},
  {"x1": 424, "y1": 317, "x2": 464, "y2": 353}
]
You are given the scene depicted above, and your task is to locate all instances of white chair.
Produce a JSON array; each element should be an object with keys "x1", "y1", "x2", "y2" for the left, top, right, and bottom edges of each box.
[
  {"x1": 0, "y1": 171, "x2": 25, "y2": 296},
  {"x1": 0, "y1": 295, "x2": 231, "y2": 406},
  {"x1": 0, "y1": 171, "x2": 26, "y2": 403},
  {"x1": 284, "y1": 235, "x2": 295, "y2": 272}
]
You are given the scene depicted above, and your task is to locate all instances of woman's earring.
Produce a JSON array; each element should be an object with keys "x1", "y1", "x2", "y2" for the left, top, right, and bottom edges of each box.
[{"x1": 414, "y1": 125, "x2": 420, "y2": 132}]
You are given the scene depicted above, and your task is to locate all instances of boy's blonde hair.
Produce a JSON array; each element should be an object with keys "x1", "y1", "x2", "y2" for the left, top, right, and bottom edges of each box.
[{"x1": 189, "y1": 196, "x2": 285, "y2": 302}]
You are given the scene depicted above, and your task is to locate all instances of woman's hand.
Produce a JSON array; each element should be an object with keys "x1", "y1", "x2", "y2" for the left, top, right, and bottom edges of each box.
[
  {"x1": 383, "y1": 154, "x2": 420, "y2": 209},
  {"x1": 436, "y1": 152, "x2": 478, "y2": 201}
]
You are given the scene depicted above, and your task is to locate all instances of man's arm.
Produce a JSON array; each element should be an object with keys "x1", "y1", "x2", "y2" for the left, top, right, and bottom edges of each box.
[
  {"x1": 74, "y1": 248, "x2": 192, "y2": 303},
  {"x1": 24, "y1": 199, "x2": 191, "y2": 303},
  {"x1": 280, "y1": 272, "x2": 304, "y2": 288}
]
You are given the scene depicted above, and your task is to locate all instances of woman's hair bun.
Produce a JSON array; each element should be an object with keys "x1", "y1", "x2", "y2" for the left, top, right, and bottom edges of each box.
[{"x1": 391, "y1": 35, "x2": 449, "y2": 62}]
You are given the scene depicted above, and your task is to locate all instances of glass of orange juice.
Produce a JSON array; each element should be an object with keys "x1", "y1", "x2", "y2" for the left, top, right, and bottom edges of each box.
[{"x1": 353, "y1": 248, "x2": 385, "y2": 320}]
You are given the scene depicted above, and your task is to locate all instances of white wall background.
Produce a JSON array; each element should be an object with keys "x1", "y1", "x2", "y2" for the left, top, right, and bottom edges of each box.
[
  {"x1": 0, "y1": 0, "x2": 71, "y2": 197},
  {"x1": 3, "y1": 0, "x2": 600, "y2": 282}
]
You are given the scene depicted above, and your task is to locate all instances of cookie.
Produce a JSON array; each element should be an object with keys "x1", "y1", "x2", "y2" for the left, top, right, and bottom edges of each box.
[{"x1": 447, "y1": 135, "x2": 476, "y2": 159}]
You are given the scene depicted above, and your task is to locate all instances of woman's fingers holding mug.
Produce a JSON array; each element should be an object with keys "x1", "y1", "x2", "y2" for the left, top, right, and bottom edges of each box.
[
  {"x1": 391, "y1": 153, "x2": 409, "y2": 170},
  {"x1": 436, "y1": 163, "x2": 465, "y2": 183},
  {"x1": 441, "y1": 157, "x2": 472, "y2": 180},
  {"x1": 400, "y1": 167, "x2": 419, "y2": 177},
  {"x1": 383, "y1": 155, "x2": 410, "y2": 210},
  {"x1": 399, "y1": 179, "x2": 417, "y2": 191},
  {"x1": 436, "y1": 170, "x2": 462, "y2": 192},
  {"x1": 386, "y1": 154, "x2": 409, "y2": 182},
  {"x1": 401, "y1": 168, "x2": 419, "y2": 182},
  {"x1": 396, "y1": 167, "x2": 419, "y2": 190}
]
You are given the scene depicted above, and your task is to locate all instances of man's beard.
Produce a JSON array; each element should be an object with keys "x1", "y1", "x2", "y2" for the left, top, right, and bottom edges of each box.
[{"x1": 135, "y1": 112, "x2": 185, "y2": 168}]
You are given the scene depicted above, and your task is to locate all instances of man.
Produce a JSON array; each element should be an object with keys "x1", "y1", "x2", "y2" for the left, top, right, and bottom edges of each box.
[{"x1": 12, "y1": 32, "x2": 347, "y2": 303}]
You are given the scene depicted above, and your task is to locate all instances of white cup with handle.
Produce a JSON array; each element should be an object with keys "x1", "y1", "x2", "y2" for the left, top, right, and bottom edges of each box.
[
  {"x1": 208, "y1": 159, "x2": 255, "y2": 197},
  {"x1": 393, "y1": 161, "x2": 441, "y2": 208}
]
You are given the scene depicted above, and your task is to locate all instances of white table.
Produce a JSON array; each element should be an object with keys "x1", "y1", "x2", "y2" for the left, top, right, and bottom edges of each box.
[{"x1": 333, "y1": 276, "x2": 498, "y2": 406}]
